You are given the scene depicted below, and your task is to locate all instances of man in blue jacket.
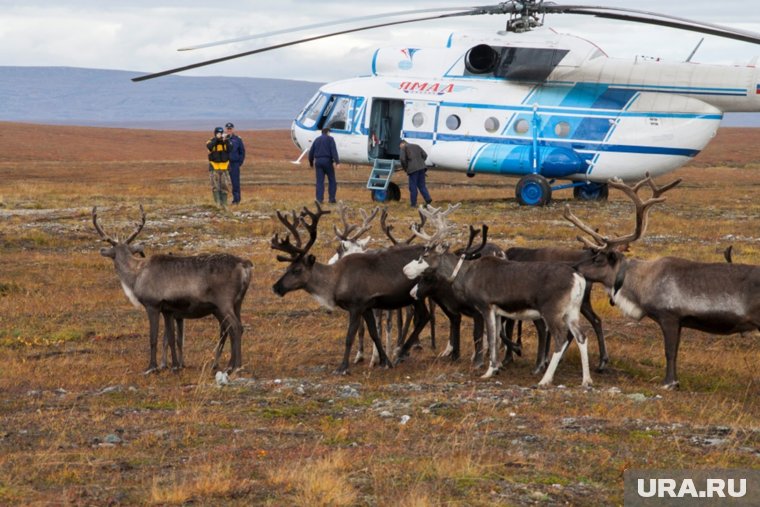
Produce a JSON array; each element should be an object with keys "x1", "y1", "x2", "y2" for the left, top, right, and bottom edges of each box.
[
  {"x1": 225, "y1": 122, "x2": 246, "y2": 204},
  {"x1": 308, "y1": 127, "x2": 340, "y2": 203}
]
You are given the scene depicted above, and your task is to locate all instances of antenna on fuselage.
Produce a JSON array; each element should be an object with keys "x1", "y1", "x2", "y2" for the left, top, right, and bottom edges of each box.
[{"x1": 685, "y1": 38, "x2": 704, "y2": 62}]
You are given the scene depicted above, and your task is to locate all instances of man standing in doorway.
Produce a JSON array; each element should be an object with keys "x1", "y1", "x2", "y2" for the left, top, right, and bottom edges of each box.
[
  {"x1": 399, "y1": 139, "x2": 432, "y2": 207},
  {"x1": 308, "y1": 127, "x2": 340, "y2": 204},
  {"x1": 225, "y1": 122, "x2": 246, "y2": 204}
]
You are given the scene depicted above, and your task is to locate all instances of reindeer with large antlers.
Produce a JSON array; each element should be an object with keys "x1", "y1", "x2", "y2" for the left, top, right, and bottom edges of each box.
[
  {"x1": 93, "y1": 206, "x2": 252, "y2": 374},
  {"x1": 565, "y1": 174, "x2": 760, "y2": 389},
  {"x1": 404, "y1": 205, "x2": 591, "y2": 386},
  {"x1": 271, "y1": 202, "x2": 434, "y2": 374}
]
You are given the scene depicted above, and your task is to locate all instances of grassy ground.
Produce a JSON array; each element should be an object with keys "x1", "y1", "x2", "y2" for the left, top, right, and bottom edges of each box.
[{"x1": 0, "y1": 123, "x2": 758, "y2": 505}]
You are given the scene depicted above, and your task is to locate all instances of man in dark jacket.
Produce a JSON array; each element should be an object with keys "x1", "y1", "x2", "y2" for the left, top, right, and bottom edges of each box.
[
  {"x1": 308, "y1": 127, "x2": 340, "y2": 203},
  {"x1": 225, "y1": 122, "x2": 246, "y2": 204},
  {"x1": 399, "y1": 139, "x2": 432, "y2": 207}
]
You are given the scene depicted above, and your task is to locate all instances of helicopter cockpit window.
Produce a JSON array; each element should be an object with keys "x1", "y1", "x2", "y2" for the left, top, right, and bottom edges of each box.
[
  {"x1": 300, "y1": 93, "x2": 328, "y2": 129},
  {"x1": 324, "y1": 96, "x2": 353, "y2": 132}
]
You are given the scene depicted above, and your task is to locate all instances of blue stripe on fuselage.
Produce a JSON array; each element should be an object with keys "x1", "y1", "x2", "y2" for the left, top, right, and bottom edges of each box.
[{"x1": 402, "y1": 130, "x2": 701, "y2": 157}]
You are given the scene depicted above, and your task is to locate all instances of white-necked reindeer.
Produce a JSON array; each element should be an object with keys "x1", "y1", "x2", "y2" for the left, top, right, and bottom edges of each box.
[
  {"x1": 403, "y1": 206, "x2": 591, "y2": 387},
  {"x1": 93, "y1": 206, "x2": 252, "y2": 374}
]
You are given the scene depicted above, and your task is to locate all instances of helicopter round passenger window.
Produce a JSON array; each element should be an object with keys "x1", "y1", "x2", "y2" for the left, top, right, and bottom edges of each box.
[
  {"x1": 554, "y1": 121, "x2": 571, "y2": 138},
  {"x1": 446, "y1": 114, "x2": 461, "y2": 130},
  {"x1": 514, "y1": 119, "x2": 530, "y2": 134},
  {"x1": 484, "y1": 117, "x2": 500, "y2": 133},
  {"x1": 412, "y1": 112, "x2": 425, "y2": 128}
]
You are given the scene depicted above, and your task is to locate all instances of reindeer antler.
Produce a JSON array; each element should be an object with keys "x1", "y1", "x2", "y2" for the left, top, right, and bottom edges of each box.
[
  {"x1": 271, "y1": 201, "x2": 331, "y2": 262},
  {"x1": 411, "y1": 203, "x2": 461, "y2": 246},
  {"x1": 92, "y1": 205, "x2": 146, "y2": 245},
  {"x1": 564, "y1": 174, "x2": 681, "y2": 251},
  {"x1": 124, "y1": 205, "x2": 146, "y2": 244},
  {"x1": 333, "y1": 202, "x2": 379, "y2": 242},
  {"x1": 381, "y1": 207, "x2": 427, "y2": 245}
]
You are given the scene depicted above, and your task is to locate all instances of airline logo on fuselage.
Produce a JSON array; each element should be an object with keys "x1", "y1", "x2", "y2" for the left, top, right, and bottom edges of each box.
[{"x1": 395, "y1": 81, "x2": 464, "y2": 95}]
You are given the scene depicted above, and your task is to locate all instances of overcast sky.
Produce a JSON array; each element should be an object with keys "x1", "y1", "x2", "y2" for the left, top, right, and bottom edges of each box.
[{"x1": 2, "y1": 1, "x2": 759, "y2": 83}]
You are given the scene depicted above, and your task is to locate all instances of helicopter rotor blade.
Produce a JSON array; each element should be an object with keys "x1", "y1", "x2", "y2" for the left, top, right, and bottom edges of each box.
[
  {"x1": 132, "y1": 1, "x2": 760, "y2": 83},
  {"x1": 545, "y1": 5, "x2": 760, "y2": 45},
  {"x1": 177, "y1": 7, "x2": 478, "y2": 52},
  {"x1": 132, "y1": 6, "x2": 515, "y2": 82}
]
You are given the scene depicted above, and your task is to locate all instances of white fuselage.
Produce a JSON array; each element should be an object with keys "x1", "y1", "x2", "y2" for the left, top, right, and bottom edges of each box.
[{"x1": 291, "y1": 29, "x2": 760, "y2": 184}]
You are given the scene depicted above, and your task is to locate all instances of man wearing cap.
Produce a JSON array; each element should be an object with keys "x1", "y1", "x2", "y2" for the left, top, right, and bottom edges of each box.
[
  {"x1": 206, "y1": 126, "x2": 232, "y2": 207},
  {"x1": 308, "y1": 127, "x2": 340, "y2": 204},
  {"x1": 224, "y1": 122, "x2": 246, "y2": 204}
]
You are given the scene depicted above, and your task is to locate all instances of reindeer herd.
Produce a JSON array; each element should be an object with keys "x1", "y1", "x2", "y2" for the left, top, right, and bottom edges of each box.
[{"x1": 92, "y1": 175, "x2": 760, "y2": 390}]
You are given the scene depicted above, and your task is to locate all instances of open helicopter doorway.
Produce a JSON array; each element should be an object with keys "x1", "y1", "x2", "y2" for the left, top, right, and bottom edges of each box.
[{"x1": 368, "y1": 99, "x2": 404, "y2": 161}]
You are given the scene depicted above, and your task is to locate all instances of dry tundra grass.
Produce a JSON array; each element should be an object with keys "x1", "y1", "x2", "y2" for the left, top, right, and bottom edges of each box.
[{"x1": 0, "y1": 122, "x2": 758, "y2": 505}]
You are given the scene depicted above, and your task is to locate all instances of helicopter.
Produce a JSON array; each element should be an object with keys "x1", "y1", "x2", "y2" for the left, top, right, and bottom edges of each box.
[{"x1": 134, "y1": 1, "x2": 760, "y2": 206}]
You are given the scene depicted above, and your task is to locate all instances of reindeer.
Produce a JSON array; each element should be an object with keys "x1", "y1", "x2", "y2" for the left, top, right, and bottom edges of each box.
[
  {"x1": 93, "y1": 206, "x2": 252, "y2": 374},
  {"x1": 404, "y1": 209, "x2": 526, "y2": 369},
  {"x1": 404, "y1": 210, "x2": 591, "y2": 387},
  {"x1": 379, "y1": 208, "x2": 437, "y2": 355},
  {"x1": 505, "y1": 246, "x2": 608, "y2": 372},
  {"x1": 271, "y1": 202, "x2": 434, "y2": 374},
  {"x1": 326, "y1": 202, "x2": 381, "y2": 364},
  {"x1": 564, "y1": 175, "x2": 759, "y2": 389}
]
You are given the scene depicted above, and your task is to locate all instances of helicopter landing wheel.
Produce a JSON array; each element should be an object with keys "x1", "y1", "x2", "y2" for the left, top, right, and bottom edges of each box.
[
  {"x1": 371, "y1": 182, "x2": 401, "y2": 202},
  {"x1": 573, "y1": 182, "x2": 609, "y2": 202},
  {"x1": 515, "y1": 174, "x2": 552, "y2": 206}
]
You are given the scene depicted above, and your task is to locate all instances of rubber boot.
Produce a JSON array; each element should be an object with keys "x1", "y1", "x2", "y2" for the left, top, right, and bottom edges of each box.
[
  {"x1": 219, "y1": 192, "x2": 228, "y2": 208},
  {"x1": 212, "y1": 191, "x2": 221, "y2": 205}
]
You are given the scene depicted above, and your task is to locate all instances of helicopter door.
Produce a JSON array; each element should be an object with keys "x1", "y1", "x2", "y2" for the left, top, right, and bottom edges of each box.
[{"x1": 368, "y1": 99, "x2": 404, "y2": 160}]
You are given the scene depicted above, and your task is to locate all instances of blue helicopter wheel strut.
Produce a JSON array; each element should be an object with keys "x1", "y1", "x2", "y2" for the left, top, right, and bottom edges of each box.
[{"x1": 515, "y1": 174, "x2": 552, "y2": 206}]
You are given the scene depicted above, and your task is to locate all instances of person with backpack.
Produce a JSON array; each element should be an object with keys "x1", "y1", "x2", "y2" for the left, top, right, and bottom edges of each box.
[{"x1": 207, "y1": 126, "x2": 232, "y2": 207}]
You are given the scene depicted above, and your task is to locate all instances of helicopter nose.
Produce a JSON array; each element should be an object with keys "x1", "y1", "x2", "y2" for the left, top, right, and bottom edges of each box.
[{"x1": 290, "y1": 120, "x2": 302, "y2": 151}]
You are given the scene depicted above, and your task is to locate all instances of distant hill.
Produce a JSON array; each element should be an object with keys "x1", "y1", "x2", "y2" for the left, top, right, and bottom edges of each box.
[
  {"x1": 0, "y1": 66, "x2": 322, "y2": 130},
  {"x1": 0, "y1": 66, "x2": 757, "y2": 130}
]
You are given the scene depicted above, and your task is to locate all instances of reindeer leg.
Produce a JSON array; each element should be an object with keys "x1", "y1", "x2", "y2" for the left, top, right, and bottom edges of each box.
[
  {"x1": 581, "y1": 292, "x2": 608, "y2": 372},
  {"x1": 364, "y1": 309, "x2": 393, "y2": 369},
  {"x1": 176, "y1": 318, "x2": 185, "y2": 369},
  {"x1": 471, "y1": 315, "x2": 484, "y2": 368},
  {"x1": 383, "y1": 309, "x2": 392, "y2": 362},
  {"x1": 532, "y1": 320, "x2": 550, "y2": 375},
  {"x1": 212, "y1": 321, "x2": 228, "y2": 372},
  {"x1": 353, "y1": 322, "x2": 365, "y2": 364},
  {"x1": 538, "y1": 333, "x2": 571, "y2": 388},
  {"x1": 369, "y1": 310, "x2": 382, "y2": 367},
  {"x1": 162, "y1": 313, "x2": 179, "y2": 371},
  {"x1": 428, "y1": 298, "x2": 436, "y2": 350},
  {"x1": 501, "y1": 318, "x2": 516, "y2": 366},
  {"x1": 335, "y1": 310, "x2": 363, "y2": 375},
  {"x1": 439, "y1": 307, "x2": 460, "y2": 361},
  {"x1": 159, "y1": 312, "x2": 170, "y2": 370},
  {"x1": 144, "y1": 308, "x2": 160, "y2": 374},
  {"x1": 224, "y1": 313, "x2": 243, "y2": 374},
  {"x1": 396, "y1": 300, "x2": 430, "y2": 363},
  {"x1": 657, "y1": 316, "x2": 682, "y2": 390},
  {"x1": 481, "y1": 306, "x2": 500, "y2": 378}
]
